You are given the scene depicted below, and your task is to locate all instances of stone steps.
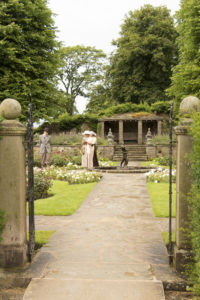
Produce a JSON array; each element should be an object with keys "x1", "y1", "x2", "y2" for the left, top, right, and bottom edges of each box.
[{"x1": 113, "y1": 145, "x2": 147, "y2": 161}]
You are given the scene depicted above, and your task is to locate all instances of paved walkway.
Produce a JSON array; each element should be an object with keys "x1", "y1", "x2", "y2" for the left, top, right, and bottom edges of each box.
[{"x1": 23, "y1": 173, "x2": 173, "y2": 300}]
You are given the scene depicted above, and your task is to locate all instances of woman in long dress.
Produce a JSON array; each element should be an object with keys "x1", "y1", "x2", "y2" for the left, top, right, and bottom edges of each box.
[
  {"x1": 91, "y1": 132, "x2": 99, "y2": 167},
  {"x1": 81, "y1": 131, "x2": 90, "y2": 167},
  {"x1": 87, "y1": 131, "x2": 99, "y2": 169}
]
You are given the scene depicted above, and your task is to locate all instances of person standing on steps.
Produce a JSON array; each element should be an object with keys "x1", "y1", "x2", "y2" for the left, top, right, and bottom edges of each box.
[{"x1": 39, "y1": 128, "x2": 51, "y2": 168}]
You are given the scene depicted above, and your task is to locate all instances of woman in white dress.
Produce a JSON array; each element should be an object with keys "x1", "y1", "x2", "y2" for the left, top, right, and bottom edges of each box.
[
  {"x1": 87, "y1": 131, "x2": 98, "y2": 170},
  {"x1": 81, "y1": 131, "x2": 90, "y2": 167}
]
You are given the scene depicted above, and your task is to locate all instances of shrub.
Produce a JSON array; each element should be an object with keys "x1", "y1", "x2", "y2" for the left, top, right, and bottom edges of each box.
[
  {"x1": 33, "y1": 172, "x2": 53, "y2": 200},
  {"x1": 97, "y1": 137, "x2": 108, "y2": 146},
  {"x1": 36, "y1": 114, "x2": 99, "y2": 134},
  {"x1": 50, "y1": 153, "x2": 68, "y2": 167},
  {"x1": 69, "y1": 155, "x2": 81, "y2": 165},
  {"x1": 27, "y1": 171, "x2": 53, "y2": 200},
  {"x1": 98, "y1": 103, "x2": 151, "y2": 117},
  {"x1": 151, "y1": 134, "x2": 176, "y2": 145},
  {"x1": 35, "y1": 101, "x2": 170, "y2": 135},
  {"x1": 34, "y1": 152, "x2": 82, "y2": 167},
  {"x1": 151, "y1": 101, "x2": 171, "y2": 114},
  {"x1": 155, "y1": 156, "x2": 176, "y2": 167}
]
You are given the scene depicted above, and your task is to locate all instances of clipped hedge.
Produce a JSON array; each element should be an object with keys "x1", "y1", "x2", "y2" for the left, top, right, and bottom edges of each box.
[
  {"x1": 36, "y1": 113, "x2": 98, "y2": 134},
  {"x1": 98, "y1": 102, "x2": 151, "y2": 116},
  {"x1": 36, "y1": 101, "x2": 171, "y2": 133}
]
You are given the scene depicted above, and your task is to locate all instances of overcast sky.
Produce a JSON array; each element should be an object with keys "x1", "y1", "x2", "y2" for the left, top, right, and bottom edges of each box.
[{"x1": 47, "y1": 0, "x2": 181, "y2": 112}]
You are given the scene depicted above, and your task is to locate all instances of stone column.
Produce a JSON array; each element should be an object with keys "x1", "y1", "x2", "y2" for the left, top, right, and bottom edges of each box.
[
  {"x1": 157, "y1": 120, "x2": 162, "y2": 136},
  {"x1": 0, "y1": 99, "x2": 27, "y2": 267},
  {"x1": 100, "y1": 121, "x2": 105, "y2": 139},
  {"x1": 119, "y1": 120, "x2": 124, "y2": 144},
  {"x1": 138, "y1": 120, "x2": 143, "y2": 144},
  {"x1": 174, "y1": 96, "x2": 200, "y2": 272}
]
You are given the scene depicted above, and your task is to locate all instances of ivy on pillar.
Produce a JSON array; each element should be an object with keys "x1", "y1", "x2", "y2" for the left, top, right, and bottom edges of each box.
[
  {"x1": 119, "y1": 120, "x2": 124, "y2": 144},
  {"x1": 138, "y1": 120, "x2": 143, "y2": 144},
  {"x1": 0, "y1": 99, "x2": 27, "y2": 267}
]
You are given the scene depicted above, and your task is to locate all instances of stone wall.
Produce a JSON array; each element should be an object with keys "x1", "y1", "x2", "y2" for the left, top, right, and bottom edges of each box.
[
  {"x1": 34, "y1": 145, "x2": 115, "y2": 160},
  {"x1": 35, "y1": 144, "x2": 176, "y2": 160}
]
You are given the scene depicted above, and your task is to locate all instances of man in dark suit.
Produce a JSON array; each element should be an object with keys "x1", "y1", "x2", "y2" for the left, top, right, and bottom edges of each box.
[{"x1": 39, "y1": 128, "x2": 51, "y2": 167}]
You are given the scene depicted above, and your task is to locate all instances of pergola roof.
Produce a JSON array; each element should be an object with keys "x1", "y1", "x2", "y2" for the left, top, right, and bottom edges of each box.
[{"x1": 99, "y1": 112, "x2": 164, "y2": 122}]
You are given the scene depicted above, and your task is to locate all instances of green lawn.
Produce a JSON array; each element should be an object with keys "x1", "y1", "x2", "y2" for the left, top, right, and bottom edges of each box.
[
  {"x1": 162, "y1": 231, "x2": 175, "y2": 245},
  {"x1": 29, "y1": 180, "x2": 96, "y2": 216},
  {"x1": 141, "y1": 161, "x2": 160, "y2": 167},
  {"x1": 147, "y1": 182, "x2": 176, "y2": 218},
  {"x1": 27, "y1": 230, "x2": 55, "y2": 248}
]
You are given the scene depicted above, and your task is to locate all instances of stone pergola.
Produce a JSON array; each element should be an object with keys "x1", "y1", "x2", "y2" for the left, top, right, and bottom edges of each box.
[{"x1": 99, "y1": 113, "x2": 163, "y2": 144}]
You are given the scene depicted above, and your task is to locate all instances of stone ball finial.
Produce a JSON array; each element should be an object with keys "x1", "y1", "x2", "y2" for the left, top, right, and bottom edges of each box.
[
  {"x1": 0, "y1": 98, "x2": 21, "y2": 120},
  {"x1": 180, "y1": 96, "x2": 200, "y2": 116}
]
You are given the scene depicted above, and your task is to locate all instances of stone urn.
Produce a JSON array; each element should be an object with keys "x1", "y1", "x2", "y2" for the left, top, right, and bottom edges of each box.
[
  {"x1": 146, "y1": 128, "x2": 152, "y2": 145},
  {"x1": 107, "y1": 128, "x2": 114, "y2": 145}
]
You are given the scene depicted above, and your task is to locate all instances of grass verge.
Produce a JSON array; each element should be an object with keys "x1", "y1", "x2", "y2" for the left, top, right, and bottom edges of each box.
[
  {"x1": 27, "y1": 230, "x2": 55, "y2": 248},
  {"x1": 147, "y1": 182, "x2": 176, "y2": 218},
  {"x1": 30, "y1": 180, "x2": 96, "y2": 216},
  {"x1": 162, "y1": 231, "x2": 175, "y2": 245}
]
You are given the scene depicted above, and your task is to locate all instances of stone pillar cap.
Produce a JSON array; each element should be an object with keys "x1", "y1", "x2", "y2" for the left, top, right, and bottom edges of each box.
[
  {"x1": 0, "y1": 98, "x2": 21, "y2": 120},
  {"x1": 180, "y1": 96, "x2": 200, "y2": 116}
]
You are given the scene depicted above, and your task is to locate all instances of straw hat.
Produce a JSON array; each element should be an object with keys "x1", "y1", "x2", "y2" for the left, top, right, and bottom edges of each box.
[
  {"x1": 90, "y1": 131, "x2": 97, "y2": 136},
  {"x1": 82, "y1": 130, "x2": 91, "y2": 135}
]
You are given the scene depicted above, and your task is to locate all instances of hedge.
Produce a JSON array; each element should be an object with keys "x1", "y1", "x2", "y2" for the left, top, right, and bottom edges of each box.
[{"x1": 36, "y1": 101, "x2": 171, "y2": 133}]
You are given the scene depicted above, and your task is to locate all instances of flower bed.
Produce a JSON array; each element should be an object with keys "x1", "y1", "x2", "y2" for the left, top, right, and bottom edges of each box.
[
  {"x1": 34, "y1": 166, "x2": 102, "y2": 184},
  {"x1": 145, "y1": 167, "x2": 176, "y2": 183}
]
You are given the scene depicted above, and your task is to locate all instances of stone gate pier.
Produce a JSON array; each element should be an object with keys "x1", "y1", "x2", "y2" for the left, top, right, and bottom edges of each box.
[
  {"x1": 0, "y1": 99, "x2": 27, "y2": 267},
  {"x1": 174, "y1": 96, "x2": 200, "y2": 272}
]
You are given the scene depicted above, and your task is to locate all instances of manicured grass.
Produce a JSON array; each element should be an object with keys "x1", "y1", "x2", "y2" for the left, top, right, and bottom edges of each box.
[
  {"x1": 141, "y1": 161, "x2": 160, "y2": 167},
  {"x1": 162, "y1": 231, "x2": 175, "y2": 245},
  {"x1": 31, "y1": 180, "x2": 96, "y2": 216},
  {"x1": 27, "y1": 230, "x2": 55, "y2": 247},
  {"x1": 147, "y1": 182, "x2": 176, "y2": 218}
]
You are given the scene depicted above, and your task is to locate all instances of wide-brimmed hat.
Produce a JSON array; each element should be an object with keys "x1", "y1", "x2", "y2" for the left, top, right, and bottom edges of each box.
[
  {"x1": 82, "y1": 130, "x2": 91, "y2": 135},
  {"x1": 90, "y1": 131, "x2": 96, "y2": 136}
]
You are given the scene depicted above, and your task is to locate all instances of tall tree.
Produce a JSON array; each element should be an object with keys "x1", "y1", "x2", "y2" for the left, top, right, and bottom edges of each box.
[
  {"x1": 57, "y1": 46, "x2": 106, "y2": 115},
  {"x1": 109, "y1": 5, "x2": 178, "y2": 105},
  {"x1": 0, "y1": 0, "x2": 60, "y2": 121},
  {"x1": 167, "y1": 0, "x2": 200, "y2": 108}
]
